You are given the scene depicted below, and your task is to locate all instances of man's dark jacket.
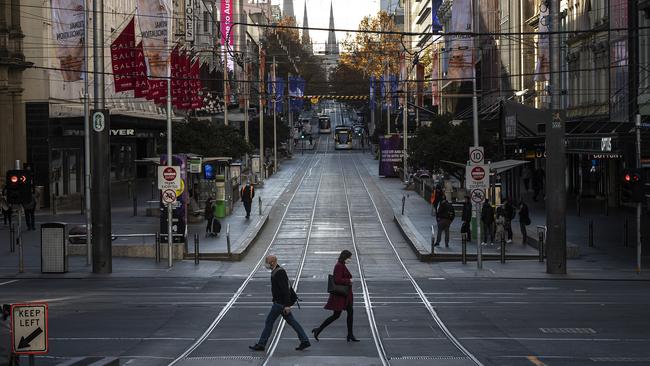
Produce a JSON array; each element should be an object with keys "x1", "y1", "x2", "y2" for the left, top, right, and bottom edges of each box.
[
  {"x1": 271, "y1": 266, "x2": 291, "y2": 306},
  {"x1": 462, "y1": 202, "x2": 472, "y2": 222}
]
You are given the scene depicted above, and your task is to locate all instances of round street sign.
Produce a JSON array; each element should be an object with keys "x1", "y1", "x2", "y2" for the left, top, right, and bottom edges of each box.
[
  {"x1": 162, "y1": 167, "x2": 177, "y2": 182},
  {"x1": 471, "y1": 166, "x2": 486, "y2": 181},
  {"x1": 471, "y1": 189, "x2": 485, "y2": 203},
  {"x1": 469, "y1": 146, "x2": 484, "y2": 164},
  {"x1": 162, "y1": 189, "x2": 177, "y2": 204},
  {"x1": 92, "y1": 112, "x2": 105, "y2": 132}
]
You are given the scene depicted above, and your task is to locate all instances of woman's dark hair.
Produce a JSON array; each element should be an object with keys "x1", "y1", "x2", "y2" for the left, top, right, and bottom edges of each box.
[{"x1": 338, "y1": 250, "x2": 352, "y2": 263}]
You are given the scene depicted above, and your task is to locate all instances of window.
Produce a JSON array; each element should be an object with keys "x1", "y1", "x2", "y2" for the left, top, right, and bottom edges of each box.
[{"x1": 204, "y1": 11, "x2": 210, "y2": 33}]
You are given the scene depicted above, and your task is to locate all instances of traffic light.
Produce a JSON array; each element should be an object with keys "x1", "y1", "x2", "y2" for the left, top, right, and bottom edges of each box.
[
  {"x1": 5, "y1": 170, "x2": 33, "y2": 204},
  {"x1": 622, "y1": 169, "x2": 644, "y2": 203}
]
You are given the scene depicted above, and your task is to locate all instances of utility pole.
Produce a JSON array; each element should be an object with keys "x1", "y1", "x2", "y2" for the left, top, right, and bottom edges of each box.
[
  {"x1": 402, "y1": 56, "x2": 409, "y2": 184},
  {"x1": 546, "y1": 0, "x2": 567, "y2": 274},
  {"x1": 83, "y1": 2, "x2": 91, "y2": 266},
  {"x1": 165, "y1": 5, "x2": 175, "y2": 269},
  {"x1": 272, "y1": 57, "x2": 277, "y2": 174},
  {"x1": 636, "y1": 114, "x2": 642, "y2": 273},
  {"x1": 259, "y1": 49, "x2": 265, "y2": 183},
  {"x1": 91, "y1": 0, "x2": 111, "y2": 273}
]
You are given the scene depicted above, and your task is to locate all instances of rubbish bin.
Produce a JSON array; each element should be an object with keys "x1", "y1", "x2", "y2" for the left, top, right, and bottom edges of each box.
[
  {"x1": 214, "y1": 200, "x2": 226, "y2": 218},
  {"x1": 41, "y1": 222, "x2": 68, "y2": 273}
]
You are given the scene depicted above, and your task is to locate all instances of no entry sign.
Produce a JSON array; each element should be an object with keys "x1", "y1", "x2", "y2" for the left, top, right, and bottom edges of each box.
[
  {"x1": 466, "y1": 163, "x2": 489, "y2": 202},
  {"x1": 470, "y1": 166, "x2": 486, "y2": 181},
  {"x1": 158, "y1": 166, "x2": 181, "y2": 191}
]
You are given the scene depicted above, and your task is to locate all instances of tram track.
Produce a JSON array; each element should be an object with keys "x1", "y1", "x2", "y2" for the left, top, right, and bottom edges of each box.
[{"x1": 344, "y1": 154, "x2": 484, "y2": 366}]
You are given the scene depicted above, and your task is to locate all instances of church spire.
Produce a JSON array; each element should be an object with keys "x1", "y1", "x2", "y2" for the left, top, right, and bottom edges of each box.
[
  {"x1": 326, "y1": 1, "x2": 339, "y2": 55},
  {"x1": 283, "y1": 0, "x2": 295, "y2": 20},
  {"x1": 302, "y1": 1, "x2": 312, "y2": 51}
]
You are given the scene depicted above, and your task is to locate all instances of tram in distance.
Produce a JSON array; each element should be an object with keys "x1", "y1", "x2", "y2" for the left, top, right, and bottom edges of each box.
[
  {"x1": 334, "y1": 126, "x2": 353, "y2": 150},
  {"x1": 319, "y1": 115, "x2": 331, "y2": 134}
]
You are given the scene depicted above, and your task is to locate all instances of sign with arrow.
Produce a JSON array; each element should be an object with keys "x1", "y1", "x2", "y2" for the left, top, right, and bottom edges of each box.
[{"x1": 11, "y1": 303, "x2": 48, "y2": 354}]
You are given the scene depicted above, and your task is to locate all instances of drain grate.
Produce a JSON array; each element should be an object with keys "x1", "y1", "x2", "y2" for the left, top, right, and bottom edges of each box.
[
  {"x1": 390, "y1": 356, "x2": 469, "y2": 360},
  {"x1": 187, "y1": 356, "x2": 264, "y2": 360},
  {"x1": 591, "y1": 357, "x2": 650, "y2": 362},
  {"x1": 539, "y1": 327, "x2": 596, "y2": 334}
]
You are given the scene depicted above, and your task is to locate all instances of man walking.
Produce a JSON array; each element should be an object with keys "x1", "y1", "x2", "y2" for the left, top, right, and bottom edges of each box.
[
  {"x1": 250, "y1": 255, "x2": 311, "y2": 351},
  {"x1": 22, "y1": 193, "x2": 37, "y2": 231},
  {"x1": 241, "y1": 180, "x2": 255, "y2": 219},
  {"x1": 461, "y1": 196, "x2": 472, "y2": 242},
  {"x1": 434, "y1": 195, "x2": 453, "y2": 247}
]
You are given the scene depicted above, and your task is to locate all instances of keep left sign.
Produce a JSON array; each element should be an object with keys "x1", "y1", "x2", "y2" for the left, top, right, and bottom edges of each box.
[{"x1": 11, "y1": 303, "x2": 48, "y2": 354}]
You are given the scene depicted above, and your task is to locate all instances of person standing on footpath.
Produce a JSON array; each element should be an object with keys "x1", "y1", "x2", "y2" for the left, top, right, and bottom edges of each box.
[
  {"x1": 481, "y1": 198, "x2": 495, "y2": 245},
  {"x1": 503, "y1": 197, "x2": 515, "y2": 243},
  {"x1": 434, "y1": 195, "x2": 453, "y2": 247},
  {"x1": 312, "y1": 250, "x2": 359, "y2": 342},
  {"x1": 250, "y1": 255, "x2": 311, "y2": 351},
  {"x1": 22, "y1": 193, "x2": 37, "y2": 231},
  {"x1": 519, "y1": 200, "x2": 531, "y2": 244},
  {"x1": 461, "y1": 196, "x2": 472, "y2": 242},
  {"x1": 1, "y1": 193, "x2": 12, "y2": 226},
  {"x1": 241, "y1": 180, "x2": 255, "y2": 219}
]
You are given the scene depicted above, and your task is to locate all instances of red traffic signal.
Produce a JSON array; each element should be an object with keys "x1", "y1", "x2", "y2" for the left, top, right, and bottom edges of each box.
[{"x1": 9, "y1": 175, "x2": 18, "y2": 184}]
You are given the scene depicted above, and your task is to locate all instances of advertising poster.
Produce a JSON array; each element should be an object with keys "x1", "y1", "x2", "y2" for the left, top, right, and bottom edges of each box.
[
  {"x1": 447, "y1": 0, "x2": 473, "y2": 80},
  {"x1": 379, "y1": 135, "x2": 404, "y2": 178},
  {"x1": 51, "y1": 0, "x2": 86, "y2": 81},
  {"x1": 137, "y1": 0, "x2": 171, "y2": 78}
]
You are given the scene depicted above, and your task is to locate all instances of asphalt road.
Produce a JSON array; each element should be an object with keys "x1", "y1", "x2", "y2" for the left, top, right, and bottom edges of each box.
[{"x1": 2, "y1": 135, "x2": 650, "y2": 366}]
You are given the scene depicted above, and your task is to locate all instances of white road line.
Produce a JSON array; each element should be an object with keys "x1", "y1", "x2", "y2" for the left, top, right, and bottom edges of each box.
[
  {"x1": 313, "y1": 251, "x2": 342, "y2": 255},
  {"x1": 51, "y1": 337, "x2": 194, "y2": 341},
  {"x1": 168, "y1": 154, "x2": 320, "y2": 366},
  {"x1": 0, "y1": 280, "x2": 18, "y2": 286}
]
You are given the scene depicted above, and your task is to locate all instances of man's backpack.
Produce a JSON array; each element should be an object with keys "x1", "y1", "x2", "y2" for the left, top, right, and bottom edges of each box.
[{"x1": 289, "y1": 286, "x2": 300, "y2": 308}]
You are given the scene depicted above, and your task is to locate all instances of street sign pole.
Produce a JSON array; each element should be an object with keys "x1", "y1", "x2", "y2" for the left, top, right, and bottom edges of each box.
[
  {"x1": 166, "y1": 4, "x2": 174, "y2": 268},
  {"x1": 546, "y1": 0, "x2": 567, "y2": 274}
]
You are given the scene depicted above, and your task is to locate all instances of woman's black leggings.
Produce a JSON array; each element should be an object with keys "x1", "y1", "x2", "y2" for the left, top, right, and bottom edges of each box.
[{"x1": 317, "y1": 303, "x2": 354, "y2": 335}]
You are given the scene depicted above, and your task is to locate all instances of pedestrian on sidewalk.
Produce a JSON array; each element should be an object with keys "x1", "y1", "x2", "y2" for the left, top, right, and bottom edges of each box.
[
  {"x1": 312, "y1": 250, "x2": 359, "y2": 342},
  {"x1": 204, "y1": 197, "x2": 215, "y2": 237},
  {"x1": 461, "y1": 196, "x2": 472, "y2": 242},
  {"x1": 503, "y1": 197, "x2": 515, "y2": 243},
  {"x1": 522, "y1": 165, "x2": 532, "y2": 192},
  {"x1": 434, "y1": 195, "x2": 454, "y2": 247},
  {"x1": 518, "y1": 200, "x2": 531, "y2": 244},
  {"x1": 250, "y1": 255, "x2": 311, "y2": 351},
  {"x1": 495, "y1": 206, "x2": 506, "y2": 244},
  {"x1": 431, "y1": 184, "x2": 443, "y2": 215},
  {"x1": 241, "y1": 180, "x2": 255, "y2": 219},
  {"x1": 22, "y1": 193, "x2": 37, "y2": 231},
  {"x1": 1, "y1": 194, "x2": 12, "y2": 226},
  {"x1": 481, "y1": 199, "x2": 495, "y2": 245},
  {"x1": 532, "y1": 168, "x2": 544, "y2": 201}
]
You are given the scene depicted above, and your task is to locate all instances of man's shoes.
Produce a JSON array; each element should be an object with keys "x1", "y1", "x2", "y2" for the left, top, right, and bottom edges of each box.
[
  {"x1": 249, "y1": 344, "x2": 265, "y2": 351},
  {"x1": 506, "y1": 239, "x2": 512, "y2": 244},
  {"x1": 295, "y1": 341, "x2": 311, "y2": 350},
  {"x1": 245, "y1": 215, "x2": 250, "y2": 219},
  {"x1": 434, "y1": 242, "x2": 440, "y2": 247}
]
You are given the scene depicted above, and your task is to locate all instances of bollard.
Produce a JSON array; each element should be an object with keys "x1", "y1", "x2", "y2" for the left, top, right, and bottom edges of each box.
[
  {"x1": 431, "y1": 225, "x2": 435, "y2": 254},
  {"x1": 133, "y1": 197, "x2": 138, "y2": 216},
  {"x1": 461, "y1": 233, "x2": 467, "y2": 264},
  {"x1": 477, "y1": 241, "x2": 483, "y2": 269},
  {"x1": 128, "y1": 180, "x2": 133, "y2": 200},
  {"x1": 226, "y1": 224, "x2": 232, "y2": 255},
  {"x1": 151, "y1": 181, "x2": 155, "y2": 199},
  {"x1": 624, "y1": 218, "x2": 629, "y2": 248},
  {"x1": 588, "y1": 219, "x2": 594, "y2": 247},
  {"x1": 500, "y1": 237, "x2": 506, "y2": 264},
  {"x1": 155, "y1": 233, "x2": 160, "y2": 263},
  {"x1": 538, "y1": 228, "x2": 544, "y2": 262},
  {"x1": 18, "y1": 236, "x2": 23, "y2": 274},
  {"x1": 401, "y1": 195, "x2": 406, "y2": 215},
  {"x1": 258, "y1": 197, "x2": 262, "y2": 215},
  {"x1": 9, "y1": 223, "x2": 15, "y2": 253},
  {"x1": 194, "y1": 233, "x2": 199, "y2": 265}
]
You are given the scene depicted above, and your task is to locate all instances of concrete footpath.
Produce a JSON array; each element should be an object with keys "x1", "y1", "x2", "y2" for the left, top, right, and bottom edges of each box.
[{"x1": 0, "y1": 155, "x2": 310, "y2": 277}]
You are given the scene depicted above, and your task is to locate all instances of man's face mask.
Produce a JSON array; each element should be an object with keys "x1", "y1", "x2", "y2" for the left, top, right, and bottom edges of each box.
[{"x1": 264, "y1": 262, "x2": 273, "y2": 270}]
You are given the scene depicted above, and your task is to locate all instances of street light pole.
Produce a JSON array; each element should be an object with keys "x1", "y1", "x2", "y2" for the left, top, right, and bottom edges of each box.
[
  {"x1": 83, "y1": 1, "x2": 91, "y2": 266},
  {"x1": 273, "y1": 57, "x2": 277, "y2": 175},
  {"x1": 91, "y1": 0, "x2": 111, "y2": 273},
  {"x1": 259, "y1": 49, "x2": 265, "y2": 183}
]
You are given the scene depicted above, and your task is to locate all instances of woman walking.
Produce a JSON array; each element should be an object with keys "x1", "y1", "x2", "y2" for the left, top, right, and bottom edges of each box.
[{"x1": 312, "y1": 250, "x2": 359, "y2": 342}]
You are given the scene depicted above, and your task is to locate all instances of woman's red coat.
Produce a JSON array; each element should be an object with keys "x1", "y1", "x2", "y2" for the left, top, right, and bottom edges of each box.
[{"x1": 324, "y1": 261, "x2": 353, "y2": 311}]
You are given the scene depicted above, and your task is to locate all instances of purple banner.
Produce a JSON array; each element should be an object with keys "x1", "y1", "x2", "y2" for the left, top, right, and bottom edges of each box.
[
  {"x1": 379, "y1": 135, "x2": 404, "y2": 177},
  {"x1": 221, "y1": 0, "x2": 233, "y2": 47}
]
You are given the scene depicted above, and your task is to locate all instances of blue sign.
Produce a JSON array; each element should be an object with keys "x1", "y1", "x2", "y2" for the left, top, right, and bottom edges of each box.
[{"x1": 431, "y1": 0, "x2": 442, "y2": 32}]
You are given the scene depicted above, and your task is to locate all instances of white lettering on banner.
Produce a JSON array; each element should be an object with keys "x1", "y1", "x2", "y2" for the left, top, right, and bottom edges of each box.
[{"x1": 185, "y1": 0, "x2": 194, "y2": 41}]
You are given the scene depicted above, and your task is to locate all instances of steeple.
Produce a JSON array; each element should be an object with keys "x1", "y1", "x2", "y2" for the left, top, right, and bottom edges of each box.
[
  {"x1": 283, "y1": 0, "x2": 295, "y2": 20},
  {"x1": 301, "y1": 1, "x2": 311, "y2": 50},
  {"x1": 326, "y1": 1, "x2": 339, "y2": 55}
]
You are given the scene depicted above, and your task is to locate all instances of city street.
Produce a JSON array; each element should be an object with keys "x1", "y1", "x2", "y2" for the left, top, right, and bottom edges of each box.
[{"x1": 3, "y1": 137, "x2": 650, "y2": 366}]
